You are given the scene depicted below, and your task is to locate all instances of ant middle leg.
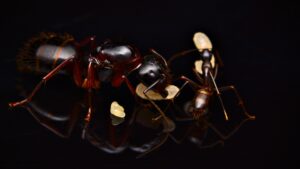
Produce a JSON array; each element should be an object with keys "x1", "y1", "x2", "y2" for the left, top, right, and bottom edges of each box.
[{"x1": 81, "y1": 62, "x2": 96, "y2": 139}]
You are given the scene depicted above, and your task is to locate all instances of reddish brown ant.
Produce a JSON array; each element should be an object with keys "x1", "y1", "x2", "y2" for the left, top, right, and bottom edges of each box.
[
  {"x1": 167, "y1": 32, "x2": 256, "y2": 146},
  {"x1": 9, "y1": 32, "x2": 174, "y2": 140}
]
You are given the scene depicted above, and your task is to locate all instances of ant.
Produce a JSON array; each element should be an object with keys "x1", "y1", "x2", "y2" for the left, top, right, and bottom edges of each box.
[
  {"x1": 85, "y1": 50, "x2": 179, "y2": 157},
  {"x1": 9, "y1": 32, "x2": 174, "y2": 139},
  {"x1": 167, "y1": 32, "x2": 256, "y2": 146},
  {"x1": 128, "y1": 51, "x2": 185, "y2": 158}
]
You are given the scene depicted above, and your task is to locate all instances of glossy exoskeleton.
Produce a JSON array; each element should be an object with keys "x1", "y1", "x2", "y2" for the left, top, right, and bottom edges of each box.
[
  {"x1": 9, "y1": 32, "x2": 173, "y2": 141},
  {"x1": 167, "y1": 32, "x2": 256, "y2": 147},
  {"x1": 9, "y1": 32, "x2": 178, "y2": 158}
]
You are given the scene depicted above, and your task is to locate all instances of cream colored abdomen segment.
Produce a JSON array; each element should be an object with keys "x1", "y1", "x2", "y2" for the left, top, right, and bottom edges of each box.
[{"x1": 193, "y1": 32, "x2": 212, "y2": 51}]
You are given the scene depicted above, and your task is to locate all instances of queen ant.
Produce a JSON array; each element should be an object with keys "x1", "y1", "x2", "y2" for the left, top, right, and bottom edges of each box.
[{"x1": 9, "y1": 32, "x2": 175, "y2": 140}]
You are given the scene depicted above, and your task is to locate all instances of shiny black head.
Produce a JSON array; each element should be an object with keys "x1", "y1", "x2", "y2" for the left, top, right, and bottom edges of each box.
[{"x1": 138, "y1": 53, "x2": 169, "y2": 97}]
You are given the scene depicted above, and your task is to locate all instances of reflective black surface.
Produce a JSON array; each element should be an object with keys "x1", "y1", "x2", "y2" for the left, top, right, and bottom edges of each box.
[{"x1": 1, "y1": 0, "x2": 294, "y2": 168}]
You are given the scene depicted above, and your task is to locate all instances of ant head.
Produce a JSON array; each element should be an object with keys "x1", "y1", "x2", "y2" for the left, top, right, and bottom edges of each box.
[{"x1": 138, "y1": 53, "x2": 169, "y2": 96}]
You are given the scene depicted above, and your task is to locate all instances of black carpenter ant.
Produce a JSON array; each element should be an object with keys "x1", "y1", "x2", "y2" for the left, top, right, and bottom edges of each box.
[
  {"x1": 84, "y1": 50, "x2": 178, "y2": 156},
  {"x1": 9, "y1": 32, "x2": 174, "y2": 140},
  {"x1": 167, "y1": 32, "x2": 256, "y2": 146}
]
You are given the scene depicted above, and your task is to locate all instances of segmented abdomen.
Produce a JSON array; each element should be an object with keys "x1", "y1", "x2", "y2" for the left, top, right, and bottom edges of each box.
[{"x1": 17, "y1": 32, "x2": 76, "y2": 74}]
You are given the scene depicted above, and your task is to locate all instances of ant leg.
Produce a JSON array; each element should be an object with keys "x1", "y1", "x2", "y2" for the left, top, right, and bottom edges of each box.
[
  {"x1": 167, "y1": 48, "x2": 199, "y2": 66},
  {"x1": 136, "y1": 133, "x2": 169, "y2": 159},
  {"x1": 82, "y1": 62, "x2": 95, "y2": 139},
  {"x1": 149, "y1": 49, "x2": 168, "y2": 67},
  {"x1": 142, "y1": 79, "x2": 169, "y2": 121},
  {"x1": 9, "y1": 58, "x2": 74, "y2": 108},
  {"x1": 213, "y1": 64, "x2": 219, "y2": 79},
  {"x1": 179, "y1": 75, "x2": 201, "y2": 89},
  {"x1": 218, "y1": 85, "x2": 256, "y2": 120},
  {"x1": 73, "y1": 60, "x2": 83, "y2": 87},
  {"x1": 209, "y1": 72, "x2": 229, "y2": 121},
  {"x1": 143, "y1": 92, "x2": 175, "y2": 132},
  {"x1": 122, "y1": 75, "x2": 136, "y2": 95},
  {"x1": 192, "y1": 69, "x2": 204, "y2": 84},
  {"x1": 81, "y1": 89, "x2": 93, "y2": 139},
  {"x1": 214, "y1": 50, "x2": 224, "y2": 67},
  {"x1": 205, "y1": 118, "x2": 253, "y2": 140}
]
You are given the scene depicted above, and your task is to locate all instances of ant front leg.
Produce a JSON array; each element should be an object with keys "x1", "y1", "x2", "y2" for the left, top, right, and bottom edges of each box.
[
  {"x1": 122, "y1": 75, "x2": 136, "y2": 95},
  {"x1": 167, "y1": 48, "x2": 199, "y2": 66},
  {"x1": 179, "y1": 75, "x2": 201, "y2": 89},
  {"x1": 218, "y1": 85, "x2": 256, "y2": 120},
  {"x1": 142, "y1": 81, "x2": 175, "y2": 133},
  {"x1": 9, "y1": 58, "x2": 74, "y2": 108},
  {"x1": 81, "y1": 62, "x2": 96, "y2": 139}
]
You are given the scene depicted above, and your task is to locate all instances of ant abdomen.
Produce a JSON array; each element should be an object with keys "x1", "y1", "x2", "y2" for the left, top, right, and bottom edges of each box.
[{"x1": 17, "y1": 32, "x2": 75, "y2": 74}]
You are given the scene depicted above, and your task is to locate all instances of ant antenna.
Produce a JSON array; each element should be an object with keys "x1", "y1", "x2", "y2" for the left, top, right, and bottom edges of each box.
[{"x1": 209, "y1": 71, "x2": 229, "y2": 121}]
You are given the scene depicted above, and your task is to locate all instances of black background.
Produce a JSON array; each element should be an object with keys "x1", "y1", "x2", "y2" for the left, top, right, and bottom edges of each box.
[{"x1": 0, "y1": 0, "x2": 295, "y2": 168}]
